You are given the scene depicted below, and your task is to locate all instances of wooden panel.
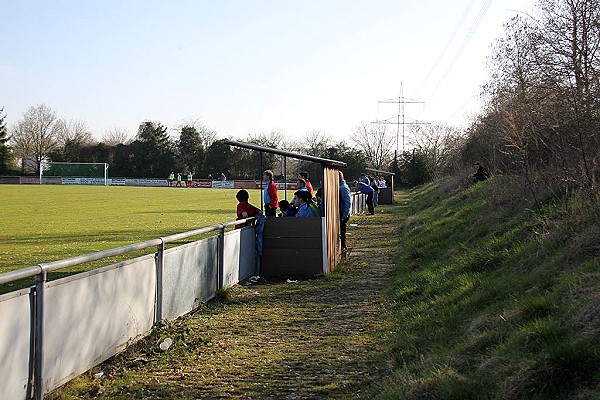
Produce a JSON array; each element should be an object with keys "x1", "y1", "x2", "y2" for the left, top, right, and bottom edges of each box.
[
  {"x1": 378, "y1": 187, "x2": 393, "y2": 204},
  {"x1": 262, "y1": 217, "x2": 322, "y2": 239},
  {"x1": 323, "y1": 167, "x2": 341, "y2": 273},
  {"x1": 261, "y1": 248, "x2": 323, "y2": 276},
  {"x1": 261, "y1": 217, "x2": 324, "y2": 277},
  {"x1": 264, "y1": 238, "x2": 323, "y2": 249}
]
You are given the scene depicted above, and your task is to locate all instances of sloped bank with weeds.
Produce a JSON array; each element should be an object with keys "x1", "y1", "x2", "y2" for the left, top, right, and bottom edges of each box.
[{"x1": 378, "y1": 175, "x2": 599, "y2": 399}]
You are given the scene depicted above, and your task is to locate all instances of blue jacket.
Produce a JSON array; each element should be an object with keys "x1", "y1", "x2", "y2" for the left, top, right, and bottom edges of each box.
[
  {"x1": 356, "y1": 180, "x2": 374, "y2": 194},
  {"x1": 296, "y1": 202, "x2": 318, "y2": 217},
  {"x1": 339, "y1": 180, "x2": 351, "y2": 219}
]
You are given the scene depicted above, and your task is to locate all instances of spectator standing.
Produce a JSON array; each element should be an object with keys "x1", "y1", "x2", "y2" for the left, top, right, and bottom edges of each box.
[
  {"x1": 208, "y1": 173, "x2": 213, "y2": 180},
  {"x1": 370, "y1": 175, "x2": 380, "y2": 207},
  {"x1": 263, "y1": 169, "x2": 279, "y2": 217},
  {"x1": 295, "y1": 178, "x2": 309, "y2": 192},
  {"x1": 339, "y1": 171, "x2": 351, "y2": 256},
  {"x1": 235, "y1": 189, "x2": 262, "y2": 229},
  {"x1": 220, "y1": 172, "x2": 227, "y2": 181},
  {"x1": 356, "y1": 173, "x2": 374, "y2": 215},
  {"x1": 299, "y1": 171, "x2": 314, "y2": 194}
]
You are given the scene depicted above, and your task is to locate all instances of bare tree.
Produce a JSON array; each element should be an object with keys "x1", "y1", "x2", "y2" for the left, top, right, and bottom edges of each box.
[
  {"x1": 56, "y1": 119, "x2": 95, "y2": 145},
  {"x1": 102, "y1": 127, "x2": 132, "y2": 146},
  {"x1": 302, "y1": 129, "x2": 332, "y2": 156},
  {"x1": 410, "y1": 122, "x2": 463, "y2": 176},
  {"x1": 484, "y1": 0, "x2": 600, "y2": 196},
  {"x1": 247, "y1": 129, "x2": 286, "y2": 148},
  {"x1": 243, "y1": 130, "x2": 286, "y2": 177},
  {"x1": 10, "y1": 104, "x2": 62, "y2": 173},
  {"x1": 351, "y1": 122, "x2": 394, "y2": 170},
  {"x1": 533, "y1": 0, "x2": 600, "y2": 191}
]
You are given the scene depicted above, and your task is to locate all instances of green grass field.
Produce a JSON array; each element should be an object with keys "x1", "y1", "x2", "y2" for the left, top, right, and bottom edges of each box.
[{"x1": 1, "y1": 185, "x2": 263, "y2": 284}]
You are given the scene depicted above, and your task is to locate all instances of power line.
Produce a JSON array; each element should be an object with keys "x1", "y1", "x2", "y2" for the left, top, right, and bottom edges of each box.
[
  {"x1": 426, "y1": 0, "x2": 495, "y2": 103},
  {"x1": 415, "y1": 0, "x2": 477, "y2": 97}
]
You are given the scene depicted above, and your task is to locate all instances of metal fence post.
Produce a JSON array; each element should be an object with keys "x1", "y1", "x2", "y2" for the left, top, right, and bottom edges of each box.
[
  {"x1": 218, "y1": 224, "x2": 225, "y2": 289},
  {"x1": 155, "y1": 239, "x2": 165, "y2": 324},
  {"x1": 34, "y1": 270, "x2": 46, "y2": 400}
]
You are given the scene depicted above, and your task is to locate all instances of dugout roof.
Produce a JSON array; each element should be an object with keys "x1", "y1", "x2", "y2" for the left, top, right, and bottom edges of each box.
[
  {"x1": 366, "y1": 167, "x2": 395, "y2": 176},
  {"x1": 224, "y1": 140, "x2": 347, "y2": 168}
]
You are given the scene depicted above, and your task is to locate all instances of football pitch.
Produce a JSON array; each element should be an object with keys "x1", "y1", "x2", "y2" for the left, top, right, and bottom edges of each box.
[{"x1": 0, "y1": 185, "x2": 263, "y2": 279}]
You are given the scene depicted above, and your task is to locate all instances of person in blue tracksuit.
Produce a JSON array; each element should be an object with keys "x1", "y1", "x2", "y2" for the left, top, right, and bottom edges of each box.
[{"x1": 355, "y1": 173, "x2": 374, "y2": 215}]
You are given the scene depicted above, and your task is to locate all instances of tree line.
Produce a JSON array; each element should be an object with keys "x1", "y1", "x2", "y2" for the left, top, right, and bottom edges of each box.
[
  {"x1": 0, "y1": 105, "x2": 373, "y2": 183},
  {"x1": 0, "y1": 102, "x2": 443, "y2": 186},
  {"x1": 2, "y1": 0, "x2": 597, "y2": 195}
]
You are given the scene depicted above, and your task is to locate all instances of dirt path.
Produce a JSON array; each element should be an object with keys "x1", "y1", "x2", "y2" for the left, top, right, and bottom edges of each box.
[{"x1": 50, "y1": 207, "x2": 400, "y2": 400}]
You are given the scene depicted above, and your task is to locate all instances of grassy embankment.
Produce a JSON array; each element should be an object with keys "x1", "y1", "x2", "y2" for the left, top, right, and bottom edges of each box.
[
  {"x1": 377, "y1": 175, "x2": 599, "y2": 399},
  {"x1": 0, "y1": 185, "x2": 261, "y2": 293}
]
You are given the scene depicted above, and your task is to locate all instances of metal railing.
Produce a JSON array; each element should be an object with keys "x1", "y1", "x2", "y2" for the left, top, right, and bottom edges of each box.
[
  {"x1": 0, "y1": 199, "x2": 369, "y2": 399},
  {"x1": 0, "y1": 217, "x2": 256, "y2": 400}
]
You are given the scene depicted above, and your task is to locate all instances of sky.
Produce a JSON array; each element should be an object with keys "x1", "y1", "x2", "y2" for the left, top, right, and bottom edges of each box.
[{"x1": 1, "y1": 0, "x2": 537, "y2": 147}]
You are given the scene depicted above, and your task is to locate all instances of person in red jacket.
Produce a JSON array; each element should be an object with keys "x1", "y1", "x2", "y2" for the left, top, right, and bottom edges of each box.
[
  {"x1": 235, "y1": 189, "x2": 261, "y2": 229},
  {"x1": 299, "y1": 171, "x2": 314, "y2": 194},
  {"x1": 263, "y1": 169, "x2": 279, "y2": 216}
]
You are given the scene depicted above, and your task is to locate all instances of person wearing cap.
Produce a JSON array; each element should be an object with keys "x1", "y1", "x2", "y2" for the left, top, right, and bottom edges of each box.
[{"x1": 263, "y1": 169, "x2": 279, "y2": 217}]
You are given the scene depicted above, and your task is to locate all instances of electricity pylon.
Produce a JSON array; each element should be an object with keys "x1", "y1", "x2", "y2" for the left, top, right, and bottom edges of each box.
[{"x1": 373, "y1": 82, "x2": 429, "y2": 156}]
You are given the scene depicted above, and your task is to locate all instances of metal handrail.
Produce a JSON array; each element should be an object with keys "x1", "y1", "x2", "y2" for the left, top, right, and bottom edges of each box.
[{"x1": 0, "y1": 217, "x2": 256, "y2": 286}]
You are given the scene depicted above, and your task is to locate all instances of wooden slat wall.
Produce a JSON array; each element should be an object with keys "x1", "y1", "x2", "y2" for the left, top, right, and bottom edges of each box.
[{"x1": 323, "y1": 166, "x2": 341, "y2": 273}]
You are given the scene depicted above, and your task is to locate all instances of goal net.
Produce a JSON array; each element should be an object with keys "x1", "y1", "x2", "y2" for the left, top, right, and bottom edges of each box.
[{"x1": 41, "y1": 162, "x2": 109, "y2": 185}]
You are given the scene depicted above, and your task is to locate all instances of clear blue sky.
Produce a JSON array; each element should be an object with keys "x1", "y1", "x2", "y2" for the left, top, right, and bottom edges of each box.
[{"x1": 1, "y1": 0, "x2": 536, "y2": 144}]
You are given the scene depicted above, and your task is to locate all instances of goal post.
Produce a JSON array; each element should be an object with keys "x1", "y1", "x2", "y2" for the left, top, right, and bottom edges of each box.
[{"x1": 41, "y1": 162, "x2": 109, "y2": 186}]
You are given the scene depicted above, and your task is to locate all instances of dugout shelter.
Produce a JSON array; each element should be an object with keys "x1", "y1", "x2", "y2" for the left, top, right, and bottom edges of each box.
[{"x1": 225, "y1": 140, "x2": 347, "y2": 278}]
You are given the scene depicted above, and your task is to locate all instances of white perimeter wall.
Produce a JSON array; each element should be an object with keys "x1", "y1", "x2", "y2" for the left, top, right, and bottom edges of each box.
[
  {"x1": 0, "y1": 225, "x2": 257, "y2": 399},
  {"x1": 0, "y1": 289, "x2": 32, "y2": 400}
]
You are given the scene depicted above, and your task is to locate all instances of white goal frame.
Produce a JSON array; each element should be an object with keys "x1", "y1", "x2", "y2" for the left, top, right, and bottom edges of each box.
[{"x1": 40, "y1": 162, "x2": 109, "y2": 186}]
